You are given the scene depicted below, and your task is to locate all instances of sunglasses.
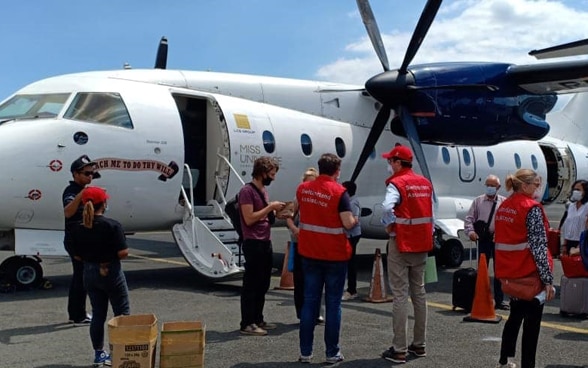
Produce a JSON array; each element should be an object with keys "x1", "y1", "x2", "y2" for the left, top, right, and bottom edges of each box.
[{"x1": 78, "y1": 171, "x2": 94, "y2": 177}]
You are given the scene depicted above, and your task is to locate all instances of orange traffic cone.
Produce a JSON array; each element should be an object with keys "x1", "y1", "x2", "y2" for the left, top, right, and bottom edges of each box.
[
  {"x1": 363, "y1": 248, "x2": 393, "y2": 303},
  {"x1": 463, "y1": 253, "x2": 502, "y2": 323},
  {"x1": 275, "y1": 241, "x2": 295, "y2": 290}
]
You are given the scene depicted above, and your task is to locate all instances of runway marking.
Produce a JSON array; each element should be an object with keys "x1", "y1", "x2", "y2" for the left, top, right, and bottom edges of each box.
[
  {"x1": 130, "y1": 253, "x2": 588, "y2": 335},
  {"x1": 128, "y1": 253, "x2": 188, "y2": 266},
  {"x1": 427, "y1": 301, "x2": 588, "y2": 334}
]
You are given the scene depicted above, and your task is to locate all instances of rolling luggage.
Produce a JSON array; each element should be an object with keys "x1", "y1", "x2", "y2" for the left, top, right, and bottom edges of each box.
[
  {"x1": 452, "y1": 242, "x2": 477, "y2": 312},
  {"x1": 560, "y1": 275, "x2": 588, "y2": 317}
]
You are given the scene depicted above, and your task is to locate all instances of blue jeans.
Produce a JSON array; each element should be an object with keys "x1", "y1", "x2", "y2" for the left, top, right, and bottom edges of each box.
[
  {"x1": 84, "y1": 261, "x2": 130, "y2": 350},
  {"x1": 299, "y1": 257, "x2": 347, "y2": 358}
]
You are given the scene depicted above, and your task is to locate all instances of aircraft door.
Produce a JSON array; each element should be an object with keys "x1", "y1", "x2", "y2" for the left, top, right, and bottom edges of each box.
[
  {"x1": 456, "y1": 146, "x2": 476, "y2": 182},
  {"x1": 173, "y1": 96, "x2": 209, "y2": 205}
]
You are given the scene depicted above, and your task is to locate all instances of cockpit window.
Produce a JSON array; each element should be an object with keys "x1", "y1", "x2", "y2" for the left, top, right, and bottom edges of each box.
[
  {"x1": 64, "y1": 92, "x2": 133, "y2": 129},
  {"x1": 0, "y1": 93, "x2": 70, "y2": 121}
]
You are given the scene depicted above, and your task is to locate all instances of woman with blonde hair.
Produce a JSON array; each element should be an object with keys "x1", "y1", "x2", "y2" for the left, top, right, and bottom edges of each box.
[
  {"x1": 71, "y1": 187, "x2": 130, "y2": 367},
  {"x1": 493, "y1": 169, "x2": 554, "y2": 368},
  {"x1": 286, "y1": 168, "x2": 323, "y2": 322}
]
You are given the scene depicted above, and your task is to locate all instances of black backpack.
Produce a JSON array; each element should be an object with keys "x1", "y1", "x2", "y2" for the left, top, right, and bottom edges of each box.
[{"x1": 225, "y1": 193, "x2": 243, "y2": 243}]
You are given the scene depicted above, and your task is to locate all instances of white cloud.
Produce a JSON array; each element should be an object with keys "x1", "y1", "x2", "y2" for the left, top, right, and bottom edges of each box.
[{"x1": 316, "y1": 0, "x2": 588, "y2": 84}]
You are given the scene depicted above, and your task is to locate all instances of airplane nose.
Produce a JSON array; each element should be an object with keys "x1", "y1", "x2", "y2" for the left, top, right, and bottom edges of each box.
[{"x1": 0, "y1": 120, "x2": 65, "y2": 231}]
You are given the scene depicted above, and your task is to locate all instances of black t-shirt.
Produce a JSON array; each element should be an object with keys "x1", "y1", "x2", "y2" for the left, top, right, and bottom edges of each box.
[
  {"x1": 63, "y1": 181, "x2": 85, "y2": 230},
  {"x1": 70, "y1": 216, "x2": 127, "y2": 263}
]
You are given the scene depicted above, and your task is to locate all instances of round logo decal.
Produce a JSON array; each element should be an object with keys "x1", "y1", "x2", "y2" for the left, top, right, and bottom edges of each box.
[
  {"x1": 49, "y1": 159, "x2": 62, "y2": 172},
  {"x1": 27, "y1": 189, "x2": 42, "y2": 201}
]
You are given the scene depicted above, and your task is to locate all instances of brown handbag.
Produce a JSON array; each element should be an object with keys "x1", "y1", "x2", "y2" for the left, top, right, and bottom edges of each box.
[{"x1": 500, "y1": 275, "x2": 543, "y2": 301}]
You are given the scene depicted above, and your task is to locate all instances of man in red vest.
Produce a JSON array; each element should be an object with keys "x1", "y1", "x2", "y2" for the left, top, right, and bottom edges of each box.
[
  {"x1": 296, "y1": 153, "x2": 357, "y2": 365},
  {"x1": 380, "y1": 145, "x2": 434, "y2": 364}
]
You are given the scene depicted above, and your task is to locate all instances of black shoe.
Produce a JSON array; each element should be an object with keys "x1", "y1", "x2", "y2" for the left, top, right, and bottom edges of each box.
[{"x1": 496, "y1": 302, "x2": 510, "y2": 311}]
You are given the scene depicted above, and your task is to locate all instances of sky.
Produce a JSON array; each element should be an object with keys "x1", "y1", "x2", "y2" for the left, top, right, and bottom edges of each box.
[{"x1": 1, "y1": 0, "x2": 588, "y2": 99}]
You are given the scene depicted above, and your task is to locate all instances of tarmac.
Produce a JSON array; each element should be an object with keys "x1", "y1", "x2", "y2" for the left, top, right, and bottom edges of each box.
[{"x1": 1, "y1": 205, "x2": 588, "y2": 368}]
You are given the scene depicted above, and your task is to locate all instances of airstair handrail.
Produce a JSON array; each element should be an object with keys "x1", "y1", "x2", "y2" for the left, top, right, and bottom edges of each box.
[{"x1": 216, "y1": 152, "x2": 245, "y2": 205}]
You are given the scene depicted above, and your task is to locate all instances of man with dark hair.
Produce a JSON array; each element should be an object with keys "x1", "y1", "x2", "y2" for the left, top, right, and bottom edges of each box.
[
  {"x1": 239, "y1": 156, "x2": 286, "y2": 336},
  {"x1": 296, "y1": 153, "x2": 358, "y2": 365},
  {"x1": 341, "y1": 181, "x2": 362, "y2": 301},
  {"x1": 63, "y1": 155, "x2": 99, "y2": 325},
  {"x1": 380, "y1": 145, "x2": 434, "y2": 364}
]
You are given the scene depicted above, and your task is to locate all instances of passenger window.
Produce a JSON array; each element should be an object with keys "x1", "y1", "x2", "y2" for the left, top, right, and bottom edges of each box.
[
  {"x1": 64, "y1": 92, "x2": 133, "y2": 129},
  {"x1": 262, "y1": 130, "x2": 275, "y2": 153},
  {"x1": 531, "y1": 154, "x2": 538, "y2": 170},
  {"x1": 486, "y1": 151, "x2": 494, "y2": 167},
  {"x1": 300, "y1": 134, "x2": 312, "y2": 156},
  {"x1": 514, "y1": 153, "x2": 521, "y2": 169},
  {"x1": 442, "y1": 147, "x2": 450, "y2": 164},
  {"x1": 335, "y1": 137, "x2": 346, "y2": 158}
]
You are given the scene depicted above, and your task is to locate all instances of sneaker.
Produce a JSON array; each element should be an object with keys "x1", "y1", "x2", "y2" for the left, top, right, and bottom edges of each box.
[
  {"x1": 496, "y1": 362, "x2": 517, "y2": 368},
  {"x1": 298, "y1": 354, "x2": 313, "y2": 364},
  {"x1": 342, "y1": 291, "x2": 357, "y2": 301},
  {"x1": 258, "y1": 321, "x2": 277, "y2": 330},
  {"x1": 240, "y1": 323, "x2": 268, "y2": 336},
  {"x1": 407, "y1": 344, "x2": 426, "y2": 357},
  {"x1": 93, "y1": 350, "x2": 111, "y2": 367},
  {"x1": 382, "y1": 347, "x2": 407, "y2": 364},
  {"x1": 73, "y1": 315, "x2": 92, "y2": 326},
  {"x1": 325, "y1": 353, "x2": 344, "y2": 365},
  {"x1": 316, "y1": 316, "x2": 325, "y2": 326},
  {"x1": 496, "y1": 301, "x2": 511, "y2": 311}
]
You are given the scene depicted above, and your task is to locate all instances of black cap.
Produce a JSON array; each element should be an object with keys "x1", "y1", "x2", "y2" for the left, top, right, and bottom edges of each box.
[{"x1": 70, "y1": 155, "x2": 101, "y2": 178}]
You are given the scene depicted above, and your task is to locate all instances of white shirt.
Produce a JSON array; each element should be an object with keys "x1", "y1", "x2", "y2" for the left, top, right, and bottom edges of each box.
[{"x1": 562, "y1": 202, "x2": 588, "y2": 241}]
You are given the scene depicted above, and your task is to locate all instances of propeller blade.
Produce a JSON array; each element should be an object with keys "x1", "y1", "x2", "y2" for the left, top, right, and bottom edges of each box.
[
  {"x1": 155, "y1": 36, "x2": 168, "y2": 69},
  {"x1": 398, "y1": 106, "x2": 436, "y2": 204},
  {"x1": 350, "y1": 106, "x2": 391, "y2": 183},
  {"x1": 399, "y1": 0, "x2": 442, "y2": 74},
  {"x1": 356, "y1": 0, "x2": 390, "y2": 71}
]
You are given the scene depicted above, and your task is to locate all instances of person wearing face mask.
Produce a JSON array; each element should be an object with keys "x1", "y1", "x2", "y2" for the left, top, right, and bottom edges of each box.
[
  {"x1": 238, "y1": 156, "x2": 286, "y2": 336},
  {"x1": 560, "y1": 180, "x2": 588, "y2": 255},
  {"x1": 494, "y1": 169, "x2": 554, "y2": 368},
  {"x1": 464, "y1": 174, "x2": 508, "y2": 310}
]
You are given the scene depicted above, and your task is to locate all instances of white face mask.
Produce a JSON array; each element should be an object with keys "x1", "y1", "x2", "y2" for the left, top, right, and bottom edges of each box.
[
  {"x1": 387, "y1": 164, "x2": 394, "y2": 174},
  {"x1": 533, "y1": 188, "x2": 543, "y2": 202},
  {"x1": 485, "y1": 186, "x2": 497, "y2": 196},
  {"x1": 570, "y1": 190, "x2": 583, "y2": 202}
]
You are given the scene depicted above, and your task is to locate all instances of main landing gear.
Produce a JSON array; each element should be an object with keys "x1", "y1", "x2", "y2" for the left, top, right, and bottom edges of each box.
[{"x1": 0, "y1": 255, "x2": 47, "y2": 290}]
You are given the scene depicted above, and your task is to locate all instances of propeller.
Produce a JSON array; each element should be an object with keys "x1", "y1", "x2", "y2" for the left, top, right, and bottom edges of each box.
[
  {"x1": 155, "y1": 36, "x2": 168, "y2": 69},
  {"x1": 350, "y1": 0, "x2": 442, "y2": 183}
]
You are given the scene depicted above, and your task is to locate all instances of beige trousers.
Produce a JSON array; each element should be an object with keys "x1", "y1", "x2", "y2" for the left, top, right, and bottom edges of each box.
[{"x1": 386, "y1": 237, "x2": 428, "y2": 352}]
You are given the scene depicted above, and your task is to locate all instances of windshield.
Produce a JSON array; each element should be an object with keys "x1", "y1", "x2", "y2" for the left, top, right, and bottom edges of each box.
[
  {"x1": 0, "y1": 93, "x2": 70, "y2": 121},
  {"x1": 63, "y1": 92, "x2": 133, "y2": 129}
]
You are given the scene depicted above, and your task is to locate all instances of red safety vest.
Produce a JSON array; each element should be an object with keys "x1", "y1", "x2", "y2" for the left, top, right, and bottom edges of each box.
[
  {"x1": 297, "y1": 175, "x2": 351, "y2": 261},
  {"x1": 386, "y1": 169, "x2": 434, "y2": 253},
  {"x1": 494, "y1": 192, "x2": 553, "y2": 279}
]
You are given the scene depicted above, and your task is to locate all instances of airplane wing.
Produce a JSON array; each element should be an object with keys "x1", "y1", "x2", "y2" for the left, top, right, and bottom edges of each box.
[
  {"x1": 506, "y1": 59, "x2": 588, "y2": 94},
  {"x1": 529, "y1": 38, "x2": 588, "y2": 60}
]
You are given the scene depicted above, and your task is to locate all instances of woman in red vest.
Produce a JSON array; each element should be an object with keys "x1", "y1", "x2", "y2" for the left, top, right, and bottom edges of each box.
[{"x1": 494, "y1": 169, "x2": 555, "y2": 368}]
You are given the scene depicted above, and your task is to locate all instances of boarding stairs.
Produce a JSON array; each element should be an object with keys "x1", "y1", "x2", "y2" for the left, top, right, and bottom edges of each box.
[{"x1": 172, "y1": 159, "x2": 245, "y2": 279}]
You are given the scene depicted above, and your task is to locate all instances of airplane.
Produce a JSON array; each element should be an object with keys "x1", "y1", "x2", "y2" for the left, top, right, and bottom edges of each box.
[{"x1": 1, "y1": 0, "x2": 588, "y2": 287}]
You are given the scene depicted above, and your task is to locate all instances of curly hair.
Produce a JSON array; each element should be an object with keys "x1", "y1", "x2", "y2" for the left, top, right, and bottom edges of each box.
[{"x1": 251, "y1": 156, "x2": 280, "y2": 178}]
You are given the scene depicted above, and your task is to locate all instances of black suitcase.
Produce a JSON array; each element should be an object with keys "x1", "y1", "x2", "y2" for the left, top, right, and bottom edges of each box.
[{"x1": 452, "y1": 242, "x2": 477, "y2": 312}]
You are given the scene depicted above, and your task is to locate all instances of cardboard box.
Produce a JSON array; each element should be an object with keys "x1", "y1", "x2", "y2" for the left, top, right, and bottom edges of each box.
[
  {"x1": 160, "y1": 321, "x2": 206, "y2": 368},
  {"x1": 108, "y1": 314, "x2": 158, "y2": 368}
]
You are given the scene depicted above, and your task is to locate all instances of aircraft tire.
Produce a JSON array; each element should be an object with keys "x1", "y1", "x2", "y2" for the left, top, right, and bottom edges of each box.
[
  {"x1": 441, "y1": 239, "x2": 464, "y2": 268},
  {"x1": 1, "y1": 256, "x2": 43, "y2": 289}
]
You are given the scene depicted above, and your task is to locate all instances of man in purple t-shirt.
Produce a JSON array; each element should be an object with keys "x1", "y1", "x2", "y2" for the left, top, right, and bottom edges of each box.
[{"x1": 238, "y1": 156, "x2": 285, "y2": 336}]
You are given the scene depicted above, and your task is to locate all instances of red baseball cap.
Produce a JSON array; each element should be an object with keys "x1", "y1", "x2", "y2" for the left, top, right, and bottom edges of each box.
[
  {"x1": 82, "y1": 187, "x2": 110, "y2": 205},
  {"x1": 381, "y1": 145, "x2": 413, "y2": 162}
]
